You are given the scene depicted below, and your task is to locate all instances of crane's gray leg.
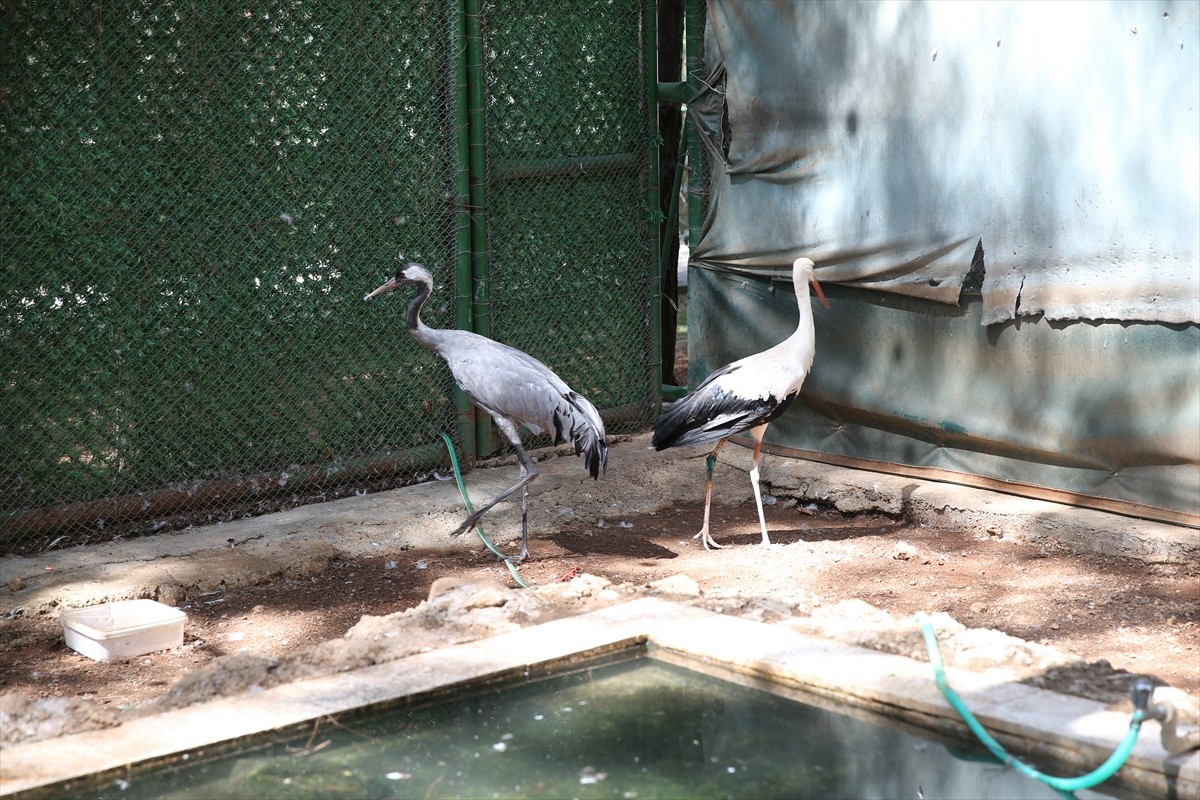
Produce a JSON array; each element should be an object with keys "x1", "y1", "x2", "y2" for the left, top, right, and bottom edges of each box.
[
  {"x1": 747, "y1": 426, "x2": 772, "y2": 547},
  {"x1": 518, "y1": 478, "x2": 530, "y2": 562},
  {"x1": 694, "y1": 439, "x2": 727, "y2": 550},
  {"x1": 450, "y1": 421, "x2": 539, "y2": 563}
]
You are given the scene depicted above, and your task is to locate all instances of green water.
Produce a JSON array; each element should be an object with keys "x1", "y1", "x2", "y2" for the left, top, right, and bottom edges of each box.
[{"x1": 58, "y1": 658, "x2": 1116, "y2": 800}]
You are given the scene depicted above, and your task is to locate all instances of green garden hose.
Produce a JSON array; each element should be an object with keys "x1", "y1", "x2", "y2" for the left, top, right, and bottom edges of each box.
[
  {"x1": 916, "y1": 612, "x2": 1145, "y2": 798},
  {"x1": 439, "y1": 433, "x2": 528, "y2": 589}
]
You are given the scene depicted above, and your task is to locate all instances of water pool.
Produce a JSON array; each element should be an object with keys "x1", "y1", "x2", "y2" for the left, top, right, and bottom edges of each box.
[{"x1": 51, "y1": 656, "x2": 1115, "y2": 800}]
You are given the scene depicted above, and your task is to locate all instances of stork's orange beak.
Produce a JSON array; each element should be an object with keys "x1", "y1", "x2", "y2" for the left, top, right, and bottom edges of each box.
[{"x1": 811, "y1": 278, "x2": 829, "y2": 309}]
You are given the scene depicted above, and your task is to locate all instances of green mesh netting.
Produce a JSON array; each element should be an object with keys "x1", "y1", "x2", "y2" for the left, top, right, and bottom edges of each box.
[
  {"x1": 481, "y1": 1, "x2": 657, "y2": 430},
  {"x1": 1, "y1": 0, "x2": 656, "y2": 553}
]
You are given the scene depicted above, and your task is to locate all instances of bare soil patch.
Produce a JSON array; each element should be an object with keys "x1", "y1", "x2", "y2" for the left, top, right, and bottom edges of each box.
[{"x1": 3, "y1": 499, "x2": 1196, "y2": 718}]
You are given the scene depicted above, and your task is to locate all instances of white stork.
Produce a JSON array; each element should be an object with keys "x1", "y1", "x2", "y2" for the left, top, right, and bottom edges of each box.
[
  {"x1": 652, "y1": 257, "x2": 827, "y2": 550},
  {"x1": 365, "y1": 263, "x2": 607, "y2": 562}
]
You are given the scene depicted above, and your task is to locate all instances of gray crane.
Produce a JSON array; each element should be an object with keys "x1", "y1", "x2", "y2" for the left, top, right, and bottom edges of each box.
[
  {"x1": 365, "y1": 263, "x2": 608, "y2": 562},
  {"x1": 652, "y1": 257, "x2": 827, "y2": 550}
]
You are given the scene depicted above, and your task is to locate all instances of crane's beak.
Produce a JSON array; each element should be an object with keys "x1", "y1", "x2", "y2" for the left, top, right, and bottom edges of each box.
[
  {"x1": 363, "y1": 276, "x2": 399, "y2": 302},
  {"x1": 811, "y1": 278, "x2": 829, "y2": 309}
]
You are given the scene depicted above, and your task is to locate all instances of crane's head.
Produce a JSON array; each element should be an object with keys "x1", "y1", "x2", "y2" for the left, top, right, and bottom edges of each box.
[
  {"x1": 793, "y1": 257, "x2": 829, "y2": 309},
  {"x1": 363, "y1": 263, "x2": 433, "y2": 301}
]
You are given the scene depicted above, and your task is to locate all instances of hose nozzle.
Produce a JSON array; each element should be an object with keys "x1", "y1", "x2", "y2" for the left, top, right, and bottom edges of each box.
[
  {"x1": 1132, "y1": 677, "x2": 1200, "y2": 755},
  {"x1": 1131, "y1": 677, "x2": 1156, "y2": 717}
]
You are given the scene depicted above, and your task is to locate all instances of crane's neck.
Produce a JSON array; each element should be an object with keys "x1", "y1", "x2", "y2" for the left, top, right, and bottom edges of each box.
[{"x1": 405, "y1": 280, "x2": 438, "y2": 350}]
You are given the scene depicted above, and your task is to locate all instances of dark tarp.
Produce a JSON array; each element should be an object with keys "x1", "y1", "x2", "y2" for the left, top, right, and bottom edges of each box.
[{"x1": 685, "y1": 1, "x2": 1200, "y2": 524}]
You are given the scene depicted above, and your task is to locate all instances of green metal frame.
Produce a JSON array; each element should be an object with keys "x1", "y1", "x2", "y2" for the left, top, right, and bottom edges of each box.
[
  {"x1": 460, "y1": 0, "x2": 663, "y2": 460},
  {"x1": 453, "y1": 0, "x2": 478, "y2": 460},
  {"x1": 464, "y1": 0, "x2": 496, "y2": 459},
  {"x1": 655, "y1": 0, "x2": 701, "y2": 402},
  {"x1": 0, "y1": 1, "x2": 663, "y2": 551},
  {"x1": 646, "y1": 0, "x2": 665, "y2": 408}
]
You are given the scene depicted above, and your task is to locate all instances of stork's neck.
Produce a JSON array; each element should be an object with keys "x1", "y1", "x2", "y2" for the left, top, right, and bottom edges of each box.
[{"x1": 783, "y1": 279, "x2": 817, "y2": 362}]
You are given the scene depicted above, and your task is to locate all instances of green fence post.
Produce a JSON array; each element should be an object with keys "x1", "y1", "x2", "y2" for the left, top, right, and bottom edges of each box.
[
  {"x1": 464, "y1": 0, "x2": 496, "y2": 457},
  {"x1": 646, "y1": 0, "x2": 665, "y2": 407},
  {"x1": 453, "y1": 0, "x2": 478, "y2": 462}
]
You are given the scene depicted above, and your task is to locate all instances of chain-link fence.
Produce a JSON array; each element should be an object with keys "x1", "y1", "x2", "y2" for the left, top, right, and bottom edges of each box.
[
  {"x1": 1, "y1": 1, "x2": 657, "y2": 554},
  {"x1": 480, "y1": 1, "x2": 656, "y2": 441}
]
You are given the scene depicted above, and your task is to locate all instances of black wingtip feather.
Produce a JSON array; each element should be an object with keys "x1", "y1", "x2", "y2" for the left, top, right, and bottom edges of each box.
[
  {"x1": 652, "y1": 388, "x2": 798, "y2": 452},
  {"x1": 562, "y1": 393, "x2": 607, "y2": 480},
  {"x1": 651, "y1": 392, "x2": 702, "y2": 451},
  {"x1": 585, "y1": 437, "x2": 607, "y2": 479},
  {"x1": 574, "y1": 433, "x2": 606, "y2": 479}
]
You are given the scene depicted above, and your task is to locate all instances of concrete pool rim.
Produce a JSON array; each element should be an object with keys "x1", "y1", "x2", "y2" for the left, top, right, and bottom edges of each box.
[{"x1": 1, "y1": 597, "x2": 1195, "y2": 799}]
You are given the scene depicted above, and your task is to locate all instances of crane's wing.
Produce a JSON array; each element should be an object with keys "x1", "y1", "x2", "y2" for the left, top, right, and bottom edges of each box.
[{"x1": 433, "y1": 330, "x2": 608, "y2": 478}]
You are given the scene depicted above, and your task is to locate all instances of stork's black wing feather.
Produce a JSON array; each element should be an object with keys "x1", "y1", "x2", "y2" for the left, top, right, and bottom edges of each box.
[{"x1": 652, "y1": 364, "x2": 797, "y2": 451}]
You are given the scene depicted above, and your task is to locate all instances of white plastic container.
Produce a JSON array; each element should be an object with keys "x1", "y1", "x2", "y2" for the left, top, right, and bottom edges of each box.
[{"x1": 60, "y1": 599, "x2": 186, "y2": 662}]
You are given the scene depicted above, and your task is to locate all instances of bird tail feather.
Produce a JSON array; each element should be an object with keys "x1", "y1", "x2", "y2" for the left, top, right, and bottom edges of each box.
[{"x1": 563, "y1": 392, "x2": 607, "y2": 479}]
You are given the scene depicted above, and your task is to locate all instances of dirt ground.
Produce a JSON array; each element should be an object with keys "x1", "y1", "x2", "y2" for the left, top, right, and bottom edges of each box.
[
  {"x1": 2, "y1": 496, "x2": 1197, "y2": 722},
  {"x1": 1, "y1": 327, "x2": 1198, "y2": 750}
]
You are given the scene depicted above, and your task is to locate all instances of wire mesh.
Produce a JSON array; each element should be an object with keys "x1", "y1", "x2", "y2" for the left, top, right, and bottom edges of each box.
[
  {"x1": 1, "y1": 1, "x2": 656, "y2": 554},
  {"x1": 480, "y1": 0, "x2": 658, "y2": 446}
]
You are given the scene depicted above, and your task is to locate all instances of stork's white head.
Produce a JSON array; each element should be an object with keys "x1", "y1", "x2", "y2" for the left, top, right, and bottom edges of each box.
[
  {"x1": 792, "y1": 257, "x2": 829, "y2": 309},
  {"x1": 364, "y1": 262, "x2": 432, "y2": 301}
]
